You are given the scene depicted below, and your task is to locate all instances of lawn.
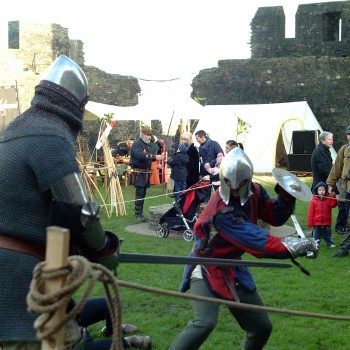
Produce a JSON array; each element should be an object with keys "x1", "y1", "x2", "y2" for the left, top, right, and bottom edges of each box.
[{"x1": 75, "y1": 175, "x2": 350, "y2": 350}]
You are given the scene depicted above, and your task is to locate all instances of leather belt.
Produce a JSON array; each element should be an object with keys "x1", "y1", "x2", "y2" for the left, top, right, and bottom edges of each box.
[
  {"x1": 0, "y1": 233, "x2": 45, "y2": 260},
  {"x1": 131, "y1": 168, "x2": 153, "y2": 173}
]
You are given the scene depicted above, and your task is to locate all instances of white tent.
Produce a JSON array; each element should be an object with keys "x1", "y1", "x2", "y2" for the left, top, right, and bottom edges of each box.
[
  {"x1": 85, "y1": 92, "x2": 205, "y2": 135},
  {"x1": 194, "y1": 101, "x2": 337, "y2": 173}
]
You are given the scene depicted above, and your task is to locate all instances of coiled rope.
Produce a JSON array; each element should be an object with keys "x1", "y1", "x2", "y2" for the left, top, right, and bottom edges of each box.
[{"x1": 27, "y1": 255, "x2": 123, "y2": 350}]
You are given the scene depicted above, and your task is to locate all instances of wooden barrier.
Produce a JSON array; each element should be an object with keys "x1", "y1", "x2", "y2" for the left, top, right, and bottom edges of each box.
[{"x1": 41, "y1": 226, "x2": 70, "y2": 350}]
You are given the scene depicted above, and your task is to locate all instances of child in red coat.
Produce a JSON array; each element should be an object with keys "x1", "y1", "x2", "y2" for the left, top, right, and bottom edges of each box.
[{"x1": 308, "y1": 181, "x2": 338, "y2": 248}]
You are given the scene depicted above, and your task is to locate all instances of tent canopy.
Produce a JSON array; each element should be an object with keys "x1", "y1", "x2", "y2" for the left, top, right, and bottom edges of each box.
[
  {"x1": 85, "y1": 93, "x2": 205, "y2": 135},
  {"x1": 194, "y1": 101, "x2": 336, "y2": 173}
]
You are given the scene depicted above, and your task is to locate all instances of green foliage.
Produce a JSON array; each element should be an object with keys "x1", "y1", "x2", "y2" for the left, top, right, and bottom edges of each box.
[
  {"x1": 77, "y1": 178, "x2": 350, "y2": 350},
  {"x1": 236, "y1": 114, "x2": 251, "y2": 141},
  {"x1": 96, "y1": 112, "x2": 115, "y2": 124}
]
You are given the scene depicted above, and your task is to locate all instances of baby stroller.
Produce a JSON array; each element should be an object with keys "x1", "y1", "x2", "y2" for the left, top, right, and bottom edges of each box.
[{"x1": 156, "y1": 181, "x2": 210, "y2": 241}]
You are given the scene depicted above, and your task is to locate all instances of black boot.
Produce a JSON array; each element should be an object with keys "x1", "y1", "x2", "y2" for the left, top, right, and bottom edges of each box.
[
  {"x1": 332, "y1": 250, "x2": 349, "y2": 258},
  {"x1": 135, "y1": 194, "x2": 146, "y2": 222}
]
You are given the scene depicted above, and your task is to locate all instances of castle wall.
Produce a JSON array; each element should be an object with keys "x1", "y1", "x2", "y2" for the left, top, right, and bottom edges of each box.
[
  {"x1": 192, "y1": 1, "x2": 350, "y2": 151},
  {"x1": 0, "y1": 20, "x2": 141, "y2": 152}
]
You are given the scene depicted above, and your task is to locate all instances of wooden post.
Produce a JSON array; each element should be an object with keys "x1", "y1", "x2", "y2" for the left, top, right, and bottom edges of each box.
[{"x1": 41, "y1": 226, "x2": 70, "y2": 350}]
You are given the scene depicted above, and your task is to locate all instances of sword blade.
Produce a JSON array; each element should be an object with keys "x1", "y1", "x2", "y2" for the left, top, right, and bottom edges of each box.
[
  {"x1": 119, "y1": 253, "x2": 292, "y2": 268},
  {"x1": 291, "y1": 214, "x2": 305, "y2": 238}
]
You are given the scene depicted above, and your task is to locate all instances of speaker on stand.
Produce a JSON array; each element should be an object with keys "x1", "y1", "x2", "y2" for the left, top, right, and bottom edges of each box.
[
  {"x1": 288, "y1": 130, "x2": 319, "y2": 172},
  {"x1": 291, "y1": 130, "x2": 319, "y2": 154}
]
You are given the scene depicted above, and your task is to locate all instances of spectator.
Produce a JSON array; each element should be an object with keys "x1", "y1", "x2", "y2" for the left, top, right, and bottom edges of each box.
[
  {"x1": 0, "y1": 55, "x2": 119, "y2": 349},
  {"x1": 155, "y1": 138, "x2": 164, "y2": 155},
  {"x1": 180, "y1": 131, "x2": 200, "y2": 188},
  {"x1": 237, "y1": 142, "x2": 244, "y2": 151},
  {"x1": 328, "y1": 125, "x2": 350, "y2": 257},
  {"x1": 167, "y1": 142, "x2": 190, "y2": 201},
  {"x1": 195, "y1": 130, "x2": 223, "y2": 202},
  {"x1": 112, "y1": 140, "x2": 132, "y2": 157},
  {"x1": 149, "y1": 135, "x2": 159, "y2": 154},
  {"x1": 129, "y1": 127, "x2": 164, "y2": 222},
  {"x1": 169, "y1": 147, "x2": 318, "y2": 350},
  {"x1": 225, "y1": 139, "x2": 237, "y2": 154},
  {"x1": 149, "y1": 135, "x2": 160, "y2": 185},
  {"x1": 307, "y1": 182, "x2": 337, "y2": 248},
  {"x1": 155, "y1": 138, "x2": 166, "y2": 183},
  {"x1": 204, "y1": 140, "x2": 237, "y2": 183},
  {"x1": 310, "y1": 131, "x2": 334, "y2": 192},
  {"x1": 203, "y1": 152, "x2": 224, "y2": 186},
  {"x1": 328, "y1": 128, "x2": 350, "y2": 235}
]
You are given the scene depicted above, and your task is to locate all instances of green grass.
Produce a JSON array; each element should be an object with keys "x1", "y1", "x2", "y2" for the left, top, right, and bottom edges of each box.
[{"x1": 76, "y1": 177, "x2": 350, "y2": 350}]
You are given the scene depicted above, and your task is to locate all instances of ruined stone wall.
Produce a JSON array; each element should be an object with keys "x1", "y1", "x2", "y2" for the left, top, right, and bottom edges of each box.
[
  {"x1": 250, "y1": 2, "x2": 350, "y2": 58},
  {"x1": 192, "y1": 1, "x2": 350, "y2": 151},
  {"x1": 84, "y1": 66, "x2": 139, "y2": 106},
  {"x1": 0, "y1": 20, "x2": 141, "y2": 149}
]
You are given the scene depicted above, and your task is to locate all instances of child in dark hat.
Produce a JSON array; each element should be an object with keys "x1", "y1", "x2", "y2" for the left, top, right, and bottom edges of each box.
[{"x1": 167, "y1": 142, "x2": 189, "y2": 200}]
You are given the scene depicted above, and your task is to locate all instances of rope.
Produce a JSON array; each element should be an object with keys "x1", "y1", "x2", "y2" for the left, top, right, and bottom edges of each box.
[
  {"x1": 27, "y1": 255, "x2": 124, "y2": 350},
  {"x1": 86, "y1": 171, "x2": 350, "y2": 210},
  {"x1": 101, "y1": 181, "x2": 212, "y2": 209},
  {"x1": 116, "y1": 280, "x2": 350, "y2": 321},
  {"x1": 26, "y1": 255, "x2": 350, "y2": 350}
]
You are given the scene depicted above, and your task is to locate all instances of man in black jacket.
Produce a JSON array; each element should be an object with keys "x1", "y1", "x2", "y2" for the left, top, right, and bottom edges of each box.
[
  {"x1": 311, "y1": 131, "x2": 334, "y2": 192},
  {"x1": 129, "y1": 127, "x2": 164, "y2": 222}
]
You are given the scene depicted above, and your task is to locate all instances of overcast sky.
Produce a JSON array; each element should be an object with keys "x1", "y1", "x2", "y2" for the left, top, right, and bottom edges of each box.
[{"x1": 1, "y1": 0, "x2": 346, "y2": 95}]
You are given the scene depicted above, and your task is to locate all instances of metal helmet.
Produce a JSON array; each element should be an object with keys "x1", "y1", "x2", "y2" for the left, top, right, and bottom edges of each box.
[
  {"x1": 219, "y1": 147, "x2": 253, "y2": 206},
  {"x1": 40, "y1": 54, "x2": 88, "y2": 103}
]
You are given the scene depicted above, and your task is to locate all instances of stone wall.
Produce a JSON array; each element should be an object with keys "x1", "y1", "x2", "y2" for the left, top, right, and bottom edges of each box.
[
  {"x1": 250, "y1": 2, "x2": 350, "y2": 58},
  {"x1": 191, "y1": 1, "x2": 350, "y2": 151},
  {"x1": 0, "y1": 20, "x2": 141, "y2": 150}
]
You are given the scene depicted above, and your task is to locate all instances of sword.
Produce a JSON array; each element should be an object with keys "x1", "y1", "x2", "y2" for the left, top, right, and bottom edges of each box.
[
  {"x1": 291, "y1": 214, "x2": 305, "y2": 238},
  {"x1": 119, "y1": 253, "x2": 292, "y2": 268}
]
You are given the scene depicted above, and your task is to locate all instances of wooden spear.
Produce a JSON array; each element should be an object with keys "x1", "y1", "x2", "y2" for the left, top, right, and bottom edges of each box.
[{"x1": 41, "y1": 226, "x2": 70, "y2": 350}]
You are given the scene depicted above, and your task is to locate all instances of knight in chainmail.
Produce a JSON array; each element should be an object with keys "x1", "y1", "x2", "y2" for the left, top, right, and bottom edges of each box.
[{"x1": 0, "y1": 55, "x2": 119, "y2": 349}]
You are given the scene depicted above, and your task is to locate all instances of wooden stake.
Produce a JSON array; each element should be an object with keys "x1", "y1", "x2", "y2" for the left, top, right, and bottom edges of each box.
[{"x1": 41, "y1": 226, "x2": 70, "y2": 350}]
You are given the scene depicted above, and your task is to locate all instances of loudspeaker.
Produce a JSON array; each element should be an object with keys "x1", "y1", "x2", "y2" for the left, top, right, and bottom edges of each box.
[
  {"x1": 292, "y1": 130, "x2": 318, "y2": 154},
  {"x1": 287, "y1": 154, "x2": 312, "y2": 172}
]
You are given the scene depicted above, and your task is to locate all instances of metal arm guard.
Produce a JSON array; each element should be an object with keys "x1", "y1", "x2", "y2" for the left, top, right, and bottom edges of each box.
[
  {"x1": 281, "y1": 236, "x2": 318, "y2": 259},
  {"x1": 51, "y1": 173, "x2": 119, "y2": 270}
]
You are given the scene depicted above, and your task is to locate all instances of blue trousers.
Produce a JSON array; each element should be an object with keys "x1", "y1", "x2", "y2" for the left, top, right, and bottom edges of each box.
[
  {"x1": 313, "y1": 226, "x2": 334, "y2": 246},
  {"x1": 173, "y1": 181, "x2": 186, "y2": 201},
  {"x1": 79, "y1": 298, "x2": 128, "y2": 349}
]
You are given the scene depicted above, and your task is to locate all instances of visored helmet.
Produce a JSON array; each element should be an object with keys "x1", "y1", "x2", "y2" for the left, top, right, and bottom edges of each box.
[
  {"x1": 219, "y1": 147, "x2": 253, "y2": 205},
  {"x1": 40, "y1": 54, "x2": 88, "y2": 104}
]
